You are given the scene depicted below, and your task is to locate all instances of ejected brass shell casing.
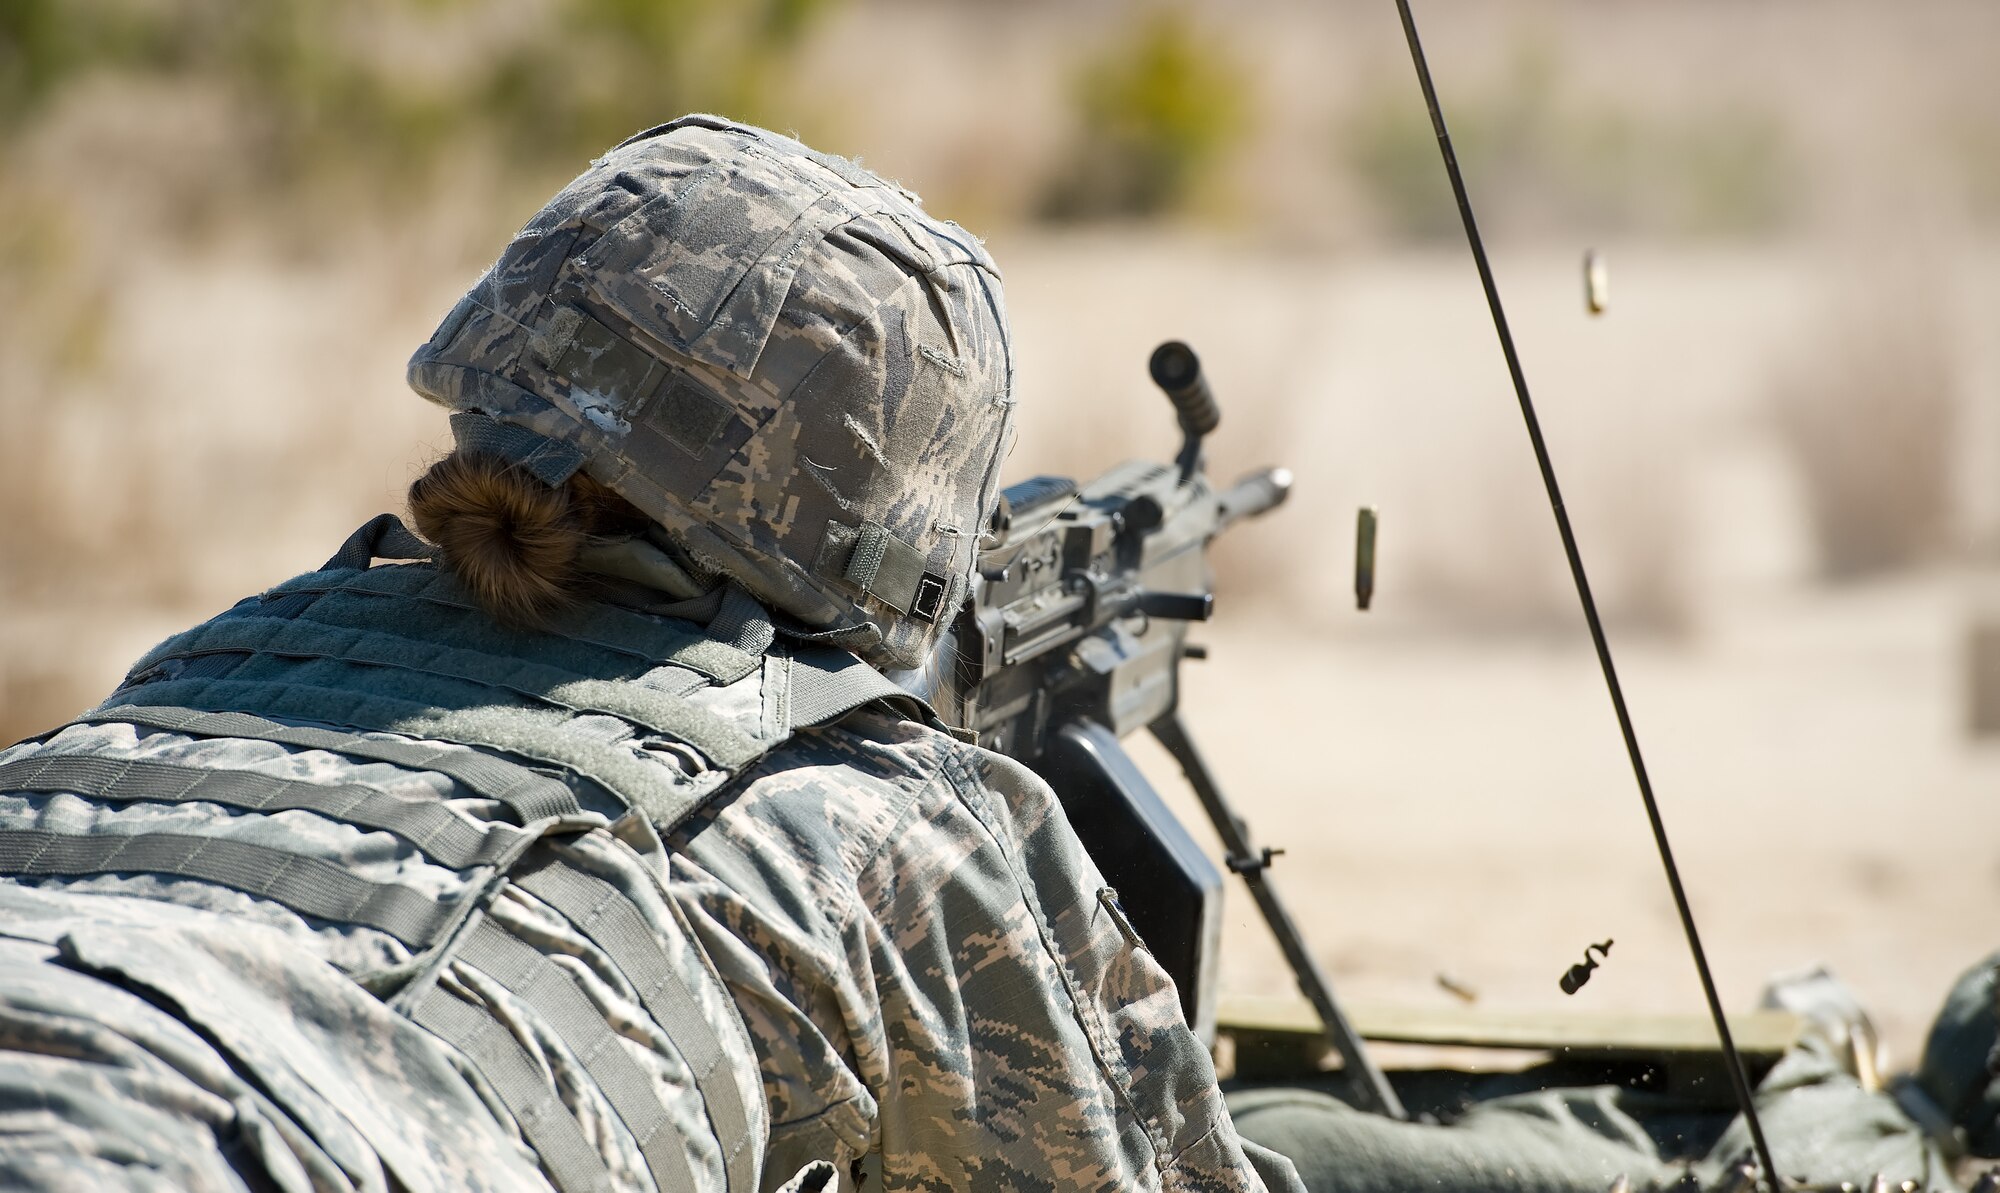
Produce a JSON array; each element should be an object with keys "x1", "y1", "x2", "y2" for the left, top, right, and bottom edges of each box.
[
  {"x1": 1584, "y1": 249, "x2": 1609, "y2": 315},
  {"x1": 1355, "y1": 507, "x2": 1378, "y2": 610},
  {"x1": 1560, "y1": 939, "x2": 1615, "y2": 995},
  {"x1": 1435, "y1": 972, "x2": 1479, "y2": 1004}
]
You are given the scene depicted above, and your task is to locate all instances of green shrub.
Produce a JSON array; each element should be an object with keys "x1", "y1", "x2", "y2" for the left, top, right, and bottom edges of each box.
[{"x1": 1038, "y1": 7, "x2": 1249, "y2": 222}]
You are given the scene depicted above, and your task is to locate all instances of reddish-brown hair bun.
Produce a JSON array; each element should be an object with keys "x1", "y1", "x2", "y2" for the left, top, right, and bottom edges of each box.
[{"x1": 406, "y1": 451, "x2": 647, "y2": 628}]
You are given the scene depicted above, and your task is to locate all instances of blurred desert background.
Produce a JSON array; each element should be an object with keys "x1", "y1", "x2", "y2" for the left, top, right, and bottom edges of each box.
[{"x1": 3, "y1": 0, "x2": 1999, "y2": 1071}]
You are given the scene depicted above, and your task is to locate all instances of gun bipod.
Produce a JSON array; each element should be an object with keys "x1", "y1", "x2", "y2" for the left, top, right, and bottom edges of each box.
[{"x1": 1150, "y1": 711, "x2": 1408, "y2": 1120}]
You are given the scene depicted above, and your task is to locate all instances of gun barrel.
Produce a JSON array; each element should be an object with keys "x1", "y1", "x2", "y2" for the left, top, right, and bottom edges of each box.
[{"x1": 1217, "y1": 467, "x2": 1293, "y2": 533}]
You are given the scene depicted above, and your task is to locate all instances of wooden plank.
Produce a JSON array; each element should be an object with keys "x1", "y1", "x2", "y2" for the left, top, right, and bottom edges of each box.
[{"x1": 1218, "y1": 995, "x2": 1803, "y2": 1058}]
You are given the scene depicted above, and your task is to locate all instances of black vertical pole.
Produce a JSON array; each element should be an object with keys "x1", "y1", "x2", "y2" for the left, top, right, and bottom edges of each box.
[{"x1": 1386, "y1": 2, "x2": 1781, "y2": 1187}]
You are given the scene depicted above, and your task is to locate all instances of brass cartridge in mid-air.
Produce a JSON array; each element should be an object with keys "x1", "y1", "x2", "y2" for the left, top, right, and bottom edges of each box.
[{"x1": 1355, "y1": 507, "x2": 1378, "y2": 611}]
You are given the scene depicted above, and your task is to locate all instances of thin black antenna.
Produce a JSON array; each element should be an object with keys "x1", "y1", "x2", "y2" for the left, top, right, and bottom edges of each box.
[{"x1": 1387, "y1": 2, "x2": 1781, "y2": 1187}]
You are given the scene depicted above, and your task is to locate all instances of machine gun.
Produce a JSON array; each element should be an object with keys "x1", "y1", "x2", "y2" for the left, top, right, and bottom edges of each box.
[{"x1": 889, "y1": 342, "x2": 1409, "y2": 1119}]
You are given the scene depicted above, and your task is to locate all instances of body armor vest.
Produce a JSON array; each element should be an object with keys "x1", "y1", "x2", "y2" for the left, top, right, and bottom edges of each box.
[{"x1": 0, "y1": 519, "x2": 921, "y2": 1193}]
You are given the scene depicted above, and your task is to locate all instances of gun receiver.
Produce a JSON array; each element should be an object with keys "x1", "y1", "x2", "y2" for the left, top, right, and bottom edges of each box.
[
  {"x1": 932, "y1": 459, "x2": 1287, "y2": 754},
  {"x1": 890, "y1": 342, "x2": 1408, "y2": 1120}
]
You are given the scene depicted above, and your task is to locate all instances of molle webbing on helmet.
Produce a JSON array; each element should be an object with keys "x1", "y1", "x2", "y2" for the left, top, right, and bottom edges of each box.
[
  {"x1": 66, "y1": 705, "x2": 583, "y2": 823},
  {"x1": 513, "y1": 853, "x2": 758, "y2": 1193},
  {"x1": 0, "y1": 828, "x2": 467, "y2": 948},
  {"x1": 0, "y1": 754, "x2": 533, "y2": 870}
]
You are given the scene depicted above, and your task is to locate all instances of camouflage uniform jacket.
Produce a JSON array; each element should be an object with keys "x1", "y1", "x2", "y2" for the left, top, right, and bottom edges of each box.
[
  {"x1": 0, "y1": 565, "x2": 1291, "y2": 1193},
  {"x1": 666, "y1": 707, "x2": 1285, "y2": 1191}
]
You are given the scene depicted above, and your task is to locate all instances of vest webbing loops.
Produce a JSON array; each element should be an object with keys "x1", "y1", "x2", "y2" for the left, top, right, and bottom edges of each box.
[
  {"x1": 104, "y1": 563, "x2": 930, "y2": 833},
  {"x1": 411, "y1": 987, "x2": 617, "y2": 1193},
  {"x1": 514, "y1": 853, "x2": 759, "y2": 1193},
  {"x1": 99, "y1": 676, "x2": 734, "y2": 833},
  {"x1": 67, "y1": 704, "x2": 583, "y2": 824},
  {"x1": 0, "y1": 725, "x2": 759, "y2": 1193},
  {"x1": 453, "y1": 918, "x2": 702, "y2": 1193},
  {"x1": 0, "y1": 828, "x2": 467, "y2": 948},
  {"x1": 223, "y1": 564, "x2": 764, "y2": 685},
  {"x1": 139, "y1": 614, "x2": 762, "y2": 767},
  {"x1": 0, "y1": 753, "x2": 530, "y2": 871}
]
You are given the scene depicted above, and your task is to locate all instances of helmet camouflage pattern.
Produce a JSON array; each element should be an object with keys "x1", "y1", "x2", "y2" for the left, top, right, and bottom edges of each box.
[{"x1": 408, "y1": 114, "x2": 1014, "y2": 669}]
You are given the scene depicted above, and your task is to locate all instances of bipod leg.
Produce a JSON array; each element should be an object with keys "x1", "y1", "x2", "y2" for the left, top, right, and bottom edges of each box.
[{"x1": 1150, "y1": 712, "x2": 1408, "y2": 1120}]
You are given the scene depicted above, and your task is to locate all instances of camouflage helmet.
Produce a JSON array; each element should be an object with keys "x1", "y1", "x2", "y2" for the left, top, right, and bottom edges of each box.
[{"x1": 408, "y1": 115, "x2": 1014, "y2": 669}]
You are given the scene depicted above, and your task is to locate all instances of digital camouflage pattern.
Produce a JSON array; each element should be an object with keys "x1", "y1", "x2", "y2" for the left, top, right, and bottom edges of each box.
[
  {"x1": 0, "y1": 882, "x2": 554, "y2": 1193},
  {"x1": 0, "y1": 715, "x2": 777, "y2": 1193},
  {"x1": 0, "y1": 553, "x2": 1290, "y2": 1192},
  {"x1": 1228, "y1": 1046, "x2": 1958, "y2": 1193},
  {"x1": 665, "y1": 709, "x2": 1293, "y2": 1191},
  {"x1": 408, "y1": 114, "x2": 1015, "y2": 671}
]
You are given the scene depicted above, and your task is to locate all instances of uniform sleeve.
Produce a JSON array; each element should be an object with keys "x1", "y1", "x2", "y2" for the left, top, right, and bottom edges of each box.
[
  {"x1": 665, "y1": 720, "x2": 1290, "y2": 1192},
  {"x1": 923, "y1": 746, "x2": 1292, "y2": 1193}
]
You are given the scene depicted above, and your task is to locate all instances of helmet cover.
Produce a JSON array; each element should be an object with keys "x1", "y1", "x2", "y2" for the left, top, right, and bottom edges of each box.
[{"x1": 408, "y1": 115, "x2": 1014, "y2": 669}]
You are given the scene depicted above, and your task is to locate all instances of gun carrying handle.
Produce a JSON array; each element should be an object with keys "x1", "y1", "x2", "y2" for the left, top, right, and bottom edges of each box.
[
  {"x1": 1151, "y1": 341, "x2": 1219, "y2": 482},
  {"x1": 1150, "y1": 341, "x2": 1220, "y2": 438}
]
